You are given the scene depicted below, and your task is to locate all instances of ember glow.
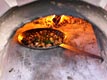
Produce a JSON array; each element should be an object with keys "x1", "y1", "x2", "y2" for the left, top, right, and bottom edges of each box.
[
  {"x1": 16, "y1": 14, "x2": 94, "y2": 46},
  {"x1": 15, "y1": 15, "x2": 103, "y2": 60},
  {"x1": 18, "y1": 34, "x2": 23, "y2": 43}
]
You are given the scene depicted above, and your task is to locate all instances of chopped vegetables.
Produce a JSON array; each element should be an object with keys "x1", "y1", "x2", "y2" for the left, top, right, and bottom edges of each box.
[{"x1": 20, "y1": 28, "x2": 64, "y2": 48}]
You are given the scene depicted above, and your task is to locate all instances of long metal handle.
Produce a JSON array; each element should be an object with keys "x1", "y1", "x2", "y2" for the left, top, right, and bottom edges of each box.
[{"x1": 59, "y1": 43, "x2": 103, "y2": 62}]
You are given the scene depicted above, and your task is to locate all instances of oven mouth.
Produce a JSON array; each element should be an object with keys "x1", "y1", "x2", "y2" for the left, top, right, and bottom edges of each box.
[
  {"x1": 0, "y1": 1, "x2": 107, "y2": 80},
  {"x1": 16, "y1": 14, "x2": 104, "y2": 61},
  {"x1": 17, "y1": 28, "x2": 65, "y2": 50}
]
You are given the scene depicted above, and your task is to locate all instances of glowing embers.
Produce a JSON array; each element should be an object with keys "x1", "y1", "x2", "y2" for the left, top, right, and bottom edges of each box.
[{"x1": 18, "y1": 28, "x2": 64, "y2": 49}]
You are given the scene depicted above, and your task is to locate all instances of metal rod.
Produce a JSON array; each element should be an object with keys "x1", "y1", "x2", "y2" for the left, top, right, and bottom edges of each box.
[{"x1": 60, "y1": 43, "x2": 104, "y2": 62}]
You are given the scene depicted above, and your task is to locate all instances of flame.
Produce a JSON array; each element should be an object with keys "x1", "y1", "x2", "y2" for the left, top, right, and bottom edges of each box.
[
  {"x1": 59, "y1": 15, "x2": 65, "y2": 23},
  {"x1": 59, "y1": 15, "x2": 70, "y2": 23},
  {"x1": 15, "y1": 14, "x2": 95, "y2": 48},
  {"x1": 46, "y1": 15, "x2": 56, "y2": 22},
  {"x1": 18, "y1": 34, "x2": 23, "y2": 43},
  {"x1": 44, "y1": 15, "x2": 56, "y2": 26},
  {"x1": 14, "y1": 14, "x2": 102, "y2": 60}
]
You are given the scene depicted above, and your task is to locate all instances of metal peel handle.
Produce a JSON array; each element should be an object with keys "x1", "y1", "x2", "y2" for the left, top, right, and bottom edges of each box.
[{"x1": 59, "y1": 43, "x2": 104, "y2": 62}]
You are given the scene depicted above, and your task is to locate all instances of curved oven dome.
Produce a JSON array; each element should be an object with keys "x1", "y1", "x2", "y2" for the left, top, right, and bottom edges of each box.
[{"x1": 0, "y1": 0, "x2": 107, "y2": 80}]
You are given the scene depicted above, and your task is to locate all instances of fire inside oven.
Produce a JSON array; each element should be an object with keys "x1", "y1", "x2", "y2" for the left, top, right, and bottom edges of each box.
[
  {"x1": 17, "y1": 15, "x2": 87, "y2": 48},
  {"x1": 1, "y1": 1, "x2": 107, "y2": 80},
  {"x1": 16, "y1": 15, "x2": 103, "y2": 61}
]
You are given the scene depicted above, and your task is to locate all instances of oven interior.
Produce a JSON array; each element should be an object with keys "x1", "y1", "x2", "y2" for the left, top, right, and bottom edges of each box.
[{"x1": 0, "y1": 0, "x2": 107, "y2": 80}]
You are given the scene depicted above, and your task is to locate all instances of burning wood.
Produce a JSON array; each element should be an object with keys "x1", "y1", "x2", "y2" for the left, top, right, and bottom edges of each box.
[{"x1": 52, "y1": 15, "x2": 61, "y2": 25}]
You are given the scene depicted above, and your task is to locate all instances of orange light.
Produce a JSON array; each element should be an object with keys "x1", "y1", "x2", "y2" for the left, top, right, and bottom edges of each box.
[
  {"x1": 59, "y1": 15, "x2": 69, "y2": 23},
  {"x1": 16, "y1": 14, "x2": 94, "y2": 47},
  {"x1": 15, "y1": 14, "x2": 103, "y2": 61},
  {"x1": 18, "y1": 34, "x2": 23, "y2": 43},
  {"x1": 45, "y1": 15, "x2": 56, "y2": 25}
]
